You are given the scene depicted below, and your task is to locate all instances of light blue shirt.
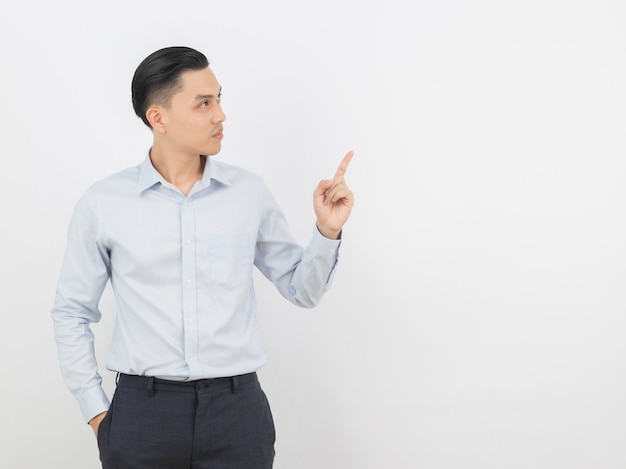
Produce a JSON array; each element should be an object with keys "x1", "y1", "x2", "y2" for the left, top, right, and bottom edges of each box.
[{"x1": 51, "y1": 155, "x2": 341, "y2": 422}]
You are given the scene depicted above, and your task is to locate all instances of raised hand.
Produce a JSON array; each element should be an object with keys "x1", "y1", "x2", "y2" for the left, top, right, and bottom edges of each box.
[{"x1": 314, "y1": 151, "x2": 355, "y2": 239}]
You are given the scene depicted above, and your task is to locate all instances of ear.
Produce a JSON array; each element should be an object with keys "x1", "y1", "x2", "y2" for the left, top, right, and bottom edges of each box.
[{"x1": 146, "y1": 105, "x2": 166, "y2": 133}]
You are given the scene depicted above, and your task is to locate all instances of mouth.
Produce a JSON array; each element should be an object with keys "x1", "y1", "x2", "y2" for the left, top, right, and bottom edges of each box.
[{"x1": 212, "y1": 128, "x2": 223, "y2": 140}]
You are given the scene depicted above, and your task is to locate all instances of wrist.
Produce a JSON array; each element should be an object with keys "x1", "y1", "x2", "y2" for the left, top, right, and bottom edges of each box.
[{"x1": 316, "y1": 224, "x2": 341, "y2": 240}]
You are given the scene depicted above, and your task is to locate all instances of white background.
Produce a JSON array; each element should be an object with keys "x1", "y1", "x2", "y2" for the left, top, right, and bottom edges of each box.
[{"x1": 1, "y1": 1, "x2": 625, "y2": 468}]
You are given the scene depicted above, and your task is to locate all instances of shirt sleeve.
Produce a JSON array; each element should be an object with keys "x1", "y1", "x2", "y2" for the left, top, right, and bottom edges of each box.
[
  {"x1": 51, "y1": 187, "x2": 111, "y2": 423},
  {"x1": 254, "y1": 182, "x2": 341, "y2": 308}
]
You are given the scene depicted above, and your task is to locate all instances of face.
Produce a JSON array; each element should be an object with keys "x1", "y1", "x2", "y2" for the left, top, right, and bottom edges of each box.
[{"x1": 155, "y1": 67, "x2": 226, "y2": 156}]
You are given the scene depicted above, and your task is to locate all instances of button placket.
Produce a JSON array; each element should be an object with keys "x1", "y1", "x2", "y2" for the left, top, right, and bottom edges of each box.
[{"x1": 180, "y1": 198, "x2": 199, "y2": 373}]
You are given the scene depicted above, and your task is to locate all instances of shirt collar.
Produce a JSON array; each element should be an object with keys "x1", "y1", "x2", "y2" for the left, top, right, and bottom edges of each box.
[
  {"x1": 137, "y1": 154, "x2": 162, "y2": 192},
  {"x1": 136, "y1": 153, "x2": 232, "y2": 193},
  {"x1": 198, "y1": 156, "x2": 232, "y2": 189}
]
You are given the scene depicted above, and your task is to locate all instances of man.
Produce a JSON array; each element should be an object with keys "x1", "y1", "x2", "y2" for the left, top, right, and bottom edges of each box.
[{"x1": 51, "y1": 46, "x2": 354, "y2": 468}]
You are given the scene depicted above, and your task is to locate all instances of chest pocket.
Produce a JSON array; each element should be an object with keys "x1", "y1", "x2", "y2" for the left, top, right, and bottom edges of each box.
[{"x1": 208, "y1": 234, "x2": 254, "y2": 289}]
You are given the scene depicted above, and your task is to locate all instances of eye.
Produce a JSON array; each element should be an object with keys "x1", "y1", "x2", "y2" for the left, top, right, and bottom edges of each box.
[{"x1": 199, "y1": 100, "x2": 209, "y2": 109}]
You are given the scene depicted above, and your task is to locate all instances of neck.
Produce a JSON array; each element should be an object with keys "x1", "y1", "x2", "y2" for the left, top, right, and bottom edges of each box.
[{"x1": 149, "y1": 145, "x2": 206, "y2": 196}]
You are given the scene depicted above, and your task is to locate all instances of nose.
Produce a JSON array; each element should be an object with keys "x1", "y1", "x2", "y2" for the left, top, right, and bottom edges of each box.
[{"x1": 213, "y1": 101, "x2": 226, "y2": 123}]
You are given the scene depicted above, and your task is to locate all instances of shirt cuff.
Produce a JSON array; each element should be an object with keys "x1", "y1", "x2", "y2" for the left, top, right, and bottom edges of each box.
[
  {"x1": 311, "y1": 225, "x2": 342, "y2": 257},
  {"x1": 78, "y1": 385, "x2": 111, "y2": 424}
]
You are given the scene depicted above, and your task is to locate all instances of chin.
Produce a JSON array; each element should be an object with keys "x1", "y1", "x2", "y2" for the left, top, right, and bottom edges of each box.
[{"x1": 202, "y1": 144, "x2": 222, "y2": 156}]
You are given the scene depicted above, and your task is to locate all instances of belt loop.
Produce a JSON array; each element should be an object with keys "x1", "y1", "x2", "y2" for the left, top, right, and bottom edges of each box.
[
  {"x1": 147, "y1": 377, "x2": 155, "y2": 397},
  {"x1": 231, "y1": 376, "x2": 239, "y2": 394},
  {"x1": 115, "y1": 372, "x2": 120, "y2": 385}
]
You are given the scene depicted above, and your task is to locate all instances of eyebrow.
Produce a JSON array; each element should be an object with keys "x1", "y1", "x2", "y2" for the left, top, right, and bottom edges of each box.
[{"x1": 194, "y1": 88, "x2": 222, "y2": 101}]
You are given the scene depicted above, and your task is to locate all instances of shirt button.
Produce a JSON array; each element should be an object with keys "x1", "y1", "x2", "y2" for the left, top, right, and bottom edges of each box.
[
  {"x1": 187, "y1": 279, "x2": 192, "y2": 285},
  {"x1": 185, "y1": 239, "x2": 191, "y2": 245}
]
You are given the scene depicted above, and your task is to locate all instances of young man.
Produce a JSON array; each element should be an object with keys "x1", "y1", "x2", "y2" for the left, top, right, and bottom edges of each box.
[{"x1": 51, "y1": 46, "x2": 354, "y2": 468}]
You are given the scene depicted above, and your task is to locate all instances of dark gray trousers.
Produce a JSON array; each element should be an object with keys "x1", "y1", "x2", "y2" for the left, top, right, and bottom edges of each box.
[{"x1": 97, "y1": 372, "x2": 275, "y2": 468}]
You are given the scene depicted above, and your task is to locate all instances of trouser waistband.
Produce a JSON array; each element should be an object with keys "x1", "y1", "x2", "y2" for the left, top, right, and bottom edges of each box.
[{"x1": 116, "y1": 372, "x2": 257, "y2": 395}]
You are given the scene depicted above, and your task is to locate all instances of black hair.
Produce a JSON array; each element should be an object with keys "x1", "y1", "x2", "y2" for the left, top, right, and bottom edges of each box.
[{"x1": 131, "y1": 46, "x2": 209, "y2": 128}]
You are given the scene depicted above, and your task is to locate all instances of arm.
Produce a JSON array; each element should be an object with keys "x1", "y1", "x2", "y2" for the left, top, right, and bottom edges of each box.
[
  {"x1": 51, "y1": 188, "x2": 111, "y2": 424},
  {"x1": 255, "y1": 152, "x2": 355, "y2": 307}
]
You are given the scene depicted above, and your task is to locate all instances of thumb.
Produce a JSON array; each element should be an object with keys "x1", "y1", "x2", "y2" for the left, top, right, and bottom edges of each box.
[{"x1": 314, "y1": 179, "x2": 333, "y2": 196}]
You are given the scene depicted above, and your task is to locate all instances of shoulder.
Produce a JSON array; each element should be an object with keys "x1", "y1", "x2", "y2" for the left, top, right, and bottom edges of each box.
[
  {"x1": 210, "y1": 159, "x2": 267, "y2": 188},
  {"x1": 74, "y1": 164, "x2": 142, "y2": 211},
  {"x1": 72, "y1": 163, "x2": 141, "y2": 205},
  {"x1": 90, "y1": 164, "x2": 141, "y2": 192}
]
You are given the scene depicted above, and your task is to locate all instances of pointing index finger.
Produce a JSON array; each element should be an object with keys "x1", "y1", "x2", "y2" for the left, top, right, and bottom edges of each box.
[{"x1": 333, "y1": 151, "x2": 354, "y2": 181}]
